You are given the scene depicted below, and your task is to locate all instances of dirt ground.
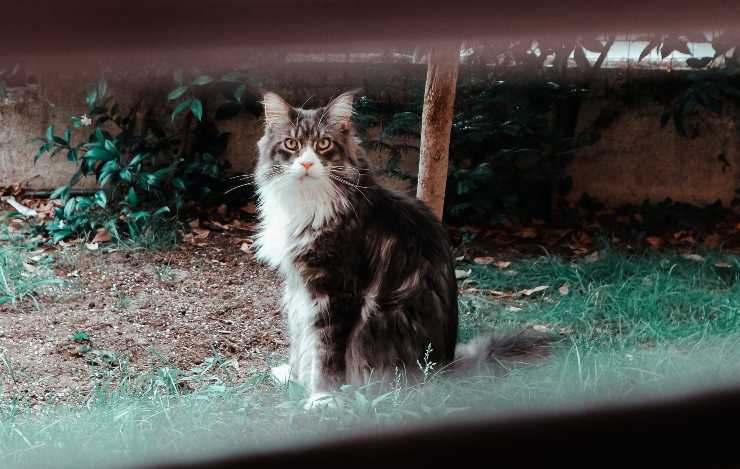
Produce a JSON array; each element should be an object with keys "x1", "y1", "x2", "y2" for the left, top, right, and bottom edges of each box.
[{"x1": 0, "y1": 231, "x2": 288, "y2": 406}]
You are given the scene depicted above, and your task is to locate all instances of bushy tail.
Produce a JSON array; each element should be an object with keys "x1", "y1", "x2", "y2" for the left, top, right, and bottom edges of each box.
[{"x1": 453, "y1": 330, "x2": 558, "y2": 374}]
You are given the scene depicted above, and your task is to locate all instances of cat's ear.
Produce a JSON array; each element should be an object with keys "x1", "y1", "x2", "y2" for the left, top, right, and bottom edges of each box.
[
  {"x1": 262, "y1": 92, "x2": 294, "y2": 129},
  {"x1": 324, "y1": 90, "x2": 359, "y2": 130}
]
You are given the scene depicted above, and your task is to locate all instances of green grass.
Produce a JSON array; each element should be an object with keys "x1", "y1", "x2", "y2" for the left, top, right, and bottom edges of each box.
[
  {"x1": 0, "y1": 232, "x2": 62, "y2": 308},
  {"x1": 3, "y1": 247, "x2": 740, "y2": 467}
]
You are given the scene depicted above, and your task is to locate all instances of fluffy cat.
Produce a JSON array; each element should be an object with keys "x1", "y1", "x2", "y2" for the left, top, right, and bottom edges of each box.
[{"x1": 253, "y1": 91, "x2": 549, "y2": 403}]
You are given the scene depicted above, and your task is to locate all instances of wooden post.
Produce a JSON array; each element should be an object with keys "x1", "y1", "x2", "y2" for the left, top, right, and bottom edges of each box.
[{"x1": 416, "y1": 42, "x2": 459, "y2": 220}]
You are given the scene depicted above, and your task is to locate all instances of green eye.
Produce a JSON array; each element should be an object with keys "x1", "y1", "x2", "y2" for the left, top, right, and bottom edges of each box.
[
  {"x1": 284, "y1": 138, "x2": 299, "y2": 151},
  {"x1": 317, "y1": 138, "x2": 332, "y2": 151}
]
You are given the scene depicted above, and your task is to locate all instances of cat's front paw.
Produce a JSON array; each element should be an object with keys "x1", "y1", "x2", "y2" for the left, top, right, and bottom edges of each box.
[{"x1": 304, "y1": 392, "x2": 339, "y2": 411}]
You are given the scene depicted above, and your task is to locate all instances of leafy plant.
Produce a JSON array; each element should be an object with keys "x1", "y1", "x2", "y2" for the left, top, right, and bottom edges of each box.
[{"x1": 32, "y1": 71, "x2": 256, "y2": 244}]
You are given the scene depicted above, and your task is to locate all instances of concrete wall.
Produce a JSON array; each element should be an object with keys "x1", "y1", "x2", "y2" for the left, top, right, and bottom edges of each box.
[{"x1": 1, "y1": 64, "x2": 739, "y2": 207}]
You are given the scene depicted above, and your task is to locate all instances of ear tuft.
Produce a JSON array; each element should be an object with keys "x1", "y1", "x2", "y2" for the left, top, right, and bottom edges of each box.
[
  {"x1": 324, "y1": 90, "x2": 359, "y2": 130},
  {"x1": 262, "y1": 92, "x2": 293, "y2": 128}
]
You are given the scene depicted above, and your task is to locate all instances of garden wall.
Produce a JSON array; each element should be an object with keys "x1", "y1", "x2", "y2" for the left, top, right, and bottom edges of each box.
[{"x1": 1, "y1": 64, "x2": 738, "y2": 207}]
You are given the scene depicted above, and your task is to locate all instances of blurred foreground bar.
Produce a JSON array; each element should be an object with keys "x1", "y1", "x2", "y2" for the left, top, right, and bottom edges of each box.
[
  {"x1": 1, "y1": 0, "x2": 739, "y2": 58},
  {"x1": 148, "y1": 385, "x2": 740, "y2": 468}
]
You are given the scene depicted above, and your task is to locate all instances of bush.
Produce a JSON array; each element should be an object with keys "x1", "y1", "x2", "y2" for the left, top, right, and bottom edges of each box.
[{"x1": 32, "y1": 71, "x2": 258, "y2": 244}]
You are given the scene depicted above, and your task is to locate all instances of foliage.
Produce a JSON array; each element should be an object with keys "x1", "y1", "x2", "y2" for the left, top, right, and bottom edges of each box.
[
  {"x1": 355, "y1": 78, "x2": 589, "y2": 224},
  {"x1": 635, "y1": 32, "x2": 740, "y2": 137},
  {"x1": 32, "y1": 72, "x2": 256, "y2": 244}
]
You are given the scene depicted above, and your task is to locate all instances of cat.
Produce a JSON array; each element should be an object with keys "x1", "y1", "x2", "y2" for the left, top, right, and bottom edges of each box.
[{"x1": 253, "y1": 91, "x2": 551, "y2": 405}]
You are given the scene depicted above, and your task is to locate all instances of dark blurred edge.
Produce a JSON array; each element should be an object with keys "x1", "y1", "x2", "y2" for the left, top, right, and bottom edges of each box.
[
  {"x1": 146, "y1": 385, "x2": 740, "y2": 468},
  {"x1": 2, "y1": 0, "x2": 740, "y2": 59}
]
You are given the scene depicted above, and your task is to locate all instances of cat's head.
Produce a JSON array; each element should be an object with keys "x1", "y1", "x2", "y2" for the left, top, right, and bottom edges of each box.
[{"x1": 255, "y1": 91, "x2": 368, "y2": 192}]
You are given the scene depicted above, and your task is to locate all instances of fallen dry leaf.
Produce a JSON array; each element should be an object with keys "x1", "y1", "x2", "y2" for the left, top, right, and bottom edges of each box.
[
  {"x1": 518, "y1": 227, "x2": 538, "y2": 239},
  {"x1": 704, "y1": 234, "x2": 721, "y2": 249},
  {"x1": 519, "y1": 285, "x2": 550, "y2": 297},
  {"x1": 646, "y1": 236, "x2": 664, "y2": 249},
  {"x1": 188, "y1": 219, "x2": 200, "y2": 229},
  {"x1": 715, "y1": 260, "x2": 732, "y2": 268},
  {"x1": 494, "y1": 260, "x2": 511, "y2": 269},
  {"x1": 455, "y1": 269, "x2": 472, "y2": 280},
  {"x1": 92, "y1": 228, "x2": 112, "y2": 244},
  {"x1": 558, "y1": 284, "x2": 570, "y2": 296},
  {"x1": 240, "y1": 242, "x2": 251, "y2": 254},
  {"x1": 682, "y1": 253, "x2": 705, "y2": 262},
  {"x1": 192, "y1": 228, "x2": 210, "y2": 239},
  {"x1": 85, "y1": 242, "x2": 99, "y2": 251},
  {"x1": 532, "y1": 324, "x2": 549, "y2": 333},
  {"x1": 473, "y1": 256, "x2": 495, "y2": 265},
  {"x1": 506, "y1": 306, "x2": 523, "y2": 313}
]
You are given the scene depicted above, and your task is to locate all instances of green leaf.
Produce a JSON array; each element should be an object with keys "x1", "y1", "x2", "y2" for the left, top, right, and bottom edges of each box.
[
  {"x1": 46, "y1": 125, "x2": 54, "y2": 141},
  {"x1": 129, "y1": 210, "x2": 150, "y2": 221},
  {"x1": 172, "y1": 177, "x2": 186, "y2": 191},
  {"x1": 52, "y1": 229, "x2": 72, "y2": 244},
  {"x1": 126, "y1": 187, "x2": 138, "y2": 206},
  {"x1": 119, "y1": 168, "x2": 133, "y2": 182},
  {"x1": 191, "y1": 99, "x2": 203, "y2": 121},
  {"x1": 64, "y1": 127, "x2": 72, "y2": 144},
  {"x1": 86, "y1": 88, "x2": 98, "y2": 108},
  {"x1": 104, "y1": 139, "x2": 118, "y2": 154},
  {"x1": 192, "y1": 75, "x2": 214, "y2": 86},
  {"x1": 168, "y1": 86, "x2": 189, "y2": 101},
  {"x1": 153, "y1": 206, "x2": 171, "y2": 217},
  {"x1": 234, "y1": 84, "x2": 246, "y2": 103},
  {"x1": 66, "y1": 149, "x2": 78, "y2": 162},
  {"x1": 63, "y1": 197, "x2": 77, "y2": 219},
  {"x1": 95, "y1": 190, "x2": 107, "y2": 208},
  {"x1": 50, "y1": 185, "x2": 69, "y2": 201},
  {"x1": 52, "y1": 136, "x2": 69, "y2": 147},
  {"x1": 129, "y1": 153, "x2": 148, "y2": 167},
  {"x1": 171, "y1": 98, "x2": 192, "y2": 122},
  {"x1": 84, "y1": 147, "x2": 115, "y2": 161}
]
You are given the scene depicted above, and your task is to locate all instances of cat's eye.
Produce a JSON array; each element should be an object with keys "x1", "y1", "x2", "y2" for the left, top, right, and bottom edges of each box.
[
  {"x1": 316, "y1": 138, "x2": 332, "y2": 151},
  {"x1": 283, "y1": 138, "x2": 299, "y2": 151}
]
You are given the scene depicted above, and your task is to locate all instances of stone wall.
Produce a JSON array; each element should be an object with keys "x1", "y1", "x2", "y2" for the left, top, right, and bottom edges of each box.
[{"x1": 1, "y1": 63, "x2": 739, "y2": 207}]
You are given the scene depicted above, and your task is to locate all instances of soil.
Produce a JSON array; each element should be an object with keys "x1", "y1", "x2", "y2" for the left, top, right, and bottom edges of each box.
[{"x1": 0, "y1": 231, "x2": 287, "y2": 406}]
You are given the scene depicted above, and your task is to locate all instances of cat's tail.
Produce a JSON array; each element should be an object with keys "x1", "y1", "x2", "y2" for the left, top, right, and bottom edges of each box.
[{"x1": 452, "y1": 330, "x2": 558, "y2": 374}]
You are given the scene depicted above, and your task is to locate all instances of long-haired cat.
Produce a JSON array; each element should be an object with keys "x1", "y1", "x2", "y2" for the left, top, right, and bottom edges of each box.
[{"x1": 253, "y1": 91, "x2": 550, "y2": 404}]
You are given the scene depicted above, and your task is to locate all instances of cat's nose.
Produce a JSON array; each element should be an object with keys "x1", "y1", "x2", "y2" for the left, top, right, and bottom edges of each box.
[{"x1": 301, "y1": 162, "x2": 314, "y2": 170}]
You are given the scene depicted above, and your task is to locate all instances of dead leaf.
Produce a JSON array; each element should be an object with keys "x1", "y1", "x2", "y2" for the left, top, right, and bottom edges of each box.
[
  {"x1": 455, "y1": 269, "x2": 472, "y2": 280},
  {"x1": 715, "y1": 260, "x2": 732, "y2": 268},
  {"x1": 473, "y1": 256, "x2": 495, "y2": 265},
  {"x1": 240, "y1": 242, "x2": 251, "y2": 254},
  {"x1": 494, "y1": 260, "x2": 511, "y2": 269},
  {"x1": 532, "y1": 324, "x2": 549, "y2": 333},
  {"x1": 192, "y1": 228, "x2": 210, "y2": 239},
  {"x1": 506, "y1": 306, "x2": 523, "y2": 312},
  {"x1": 518, "y1": 227, "x2": 538, "y2": 239},
  {"x1": 217, "y1": 204, "x2": 228, "y2": 216},
  {"x1": 558, "y1": 284, "x2": 570, "y2": 296},
  {"x1": 92, "y1": 228, "x2": 111, "y2": 244},
  {"x1": 85, "y1": 242, "x2": 99, "y2": 251},
  {"x1": 188, "y1": 219, "x2": 200, "y2": 229},
  {"x1": 646, "y1": 236, "x2": 664, "y2": 249},
  {"x1": 519, "y1": 285, "x2": 550, "y2": 297},
  {"x1": 682, "y1": 253, "x2": 705, "y2": 262}
]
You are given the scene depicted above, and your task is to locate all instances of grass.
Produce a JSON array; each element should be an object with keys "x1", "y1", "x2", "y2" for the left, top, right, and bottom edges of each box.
[
  {"x1": 3, "y1": 246, "x2": 740, "y2": 467},
  {"x1": 0, "y1": 230, "x2": 62, "y2": 308}
]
